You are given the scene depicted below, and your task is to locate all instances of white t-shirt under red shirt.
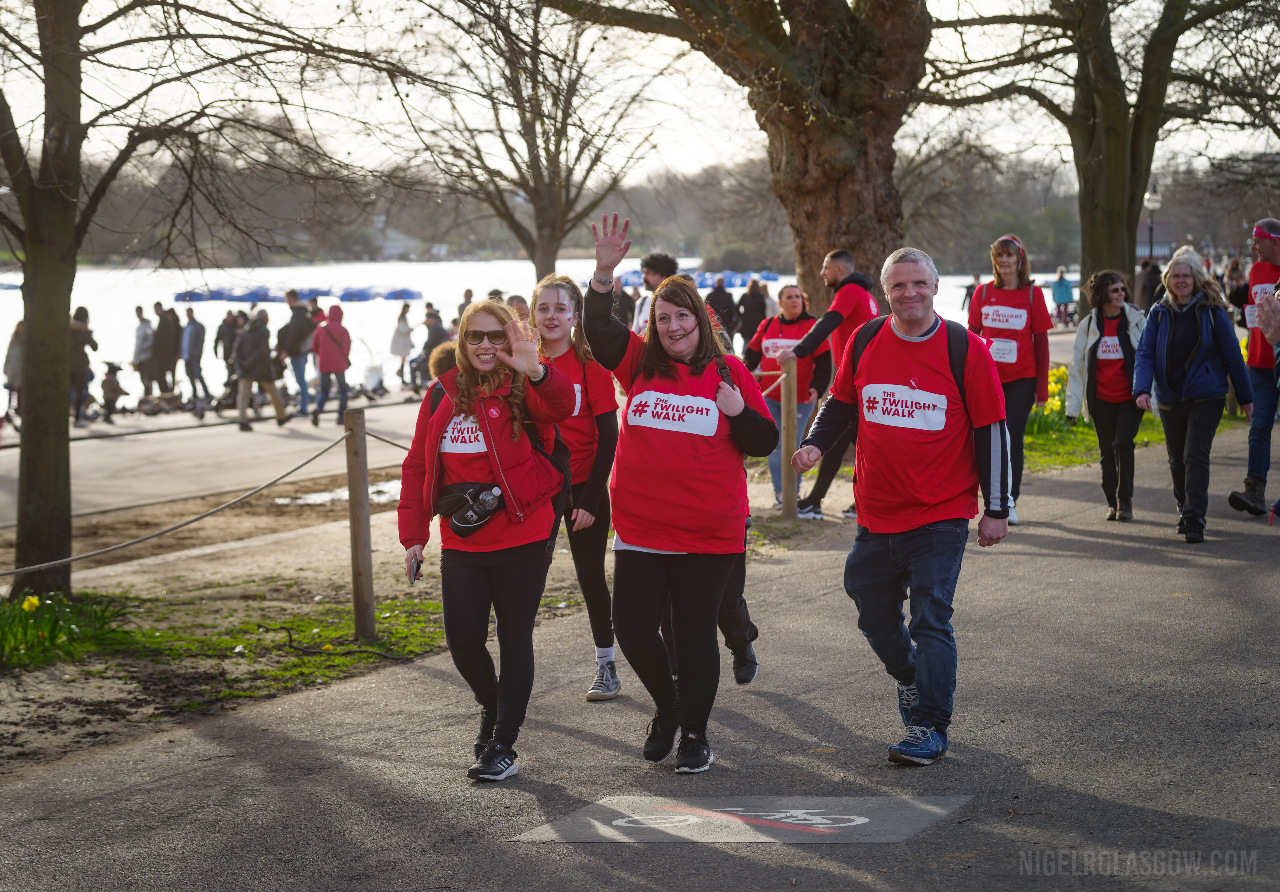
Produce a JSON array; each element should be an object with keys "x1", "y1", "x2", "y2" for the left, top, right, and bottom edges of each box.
[
  {"x1": 1246, "y1": 261, "x2": 1279, "y2": 370},
  {"x1": 608, "y1": 331, "x2": 772, "y2": 553},
  {"x1": 830, "y1": 316, "x2": 1006, "y2": 533},
  {"x1": 967, "y1": 283, "x2": 1052, "y2": 382},
  {"x1": 544, "y1": 348, "x2": 618, "y2": 483}
]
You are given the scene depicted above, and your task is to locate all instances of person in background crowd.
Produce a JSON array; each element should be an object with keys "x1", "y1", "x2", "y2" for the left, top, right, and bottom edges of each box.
[
  {"x1": 214, "y1": 310, "x2": 239, "y2": 379},
  {"x1": 736, "y1": 279, "x2": 768, "y2": 355},
  {"x1": 132, "y1": 306, "x2": 156, "y2": 397},
  {"x1": 1134, "y1": 246, "x2": 1253, "y2": 543},
  {"x1": 411, "y1": 310, "x2": 449, "y2": 393},
  {"x1": 611, "y1": 275, "x2": 634, "y2": 329},
  {"x1": 391, "y1": 302, "x2": 415, "y2": 384},
  {"x1": 153, "y1": 302, "x2": 181, "y2": 394},
  {"x1": 310, "y1": 304, "x2": 352, "y2": 427},
  {"x1": 69, "y1": 307, "x2": 98, "y2": 428},
  {"x1": 1066, "y1": 271, "x2": 1147, "y2": 521},
  {"x1": 744, "y1": 284, "x2": 832, "y2": 507},
  {"x1": 101, "y1": 362, "x2": 127, "y2": 424},
  {"x1": 1141, "y1": 261, "x2": 1163, "y2": 311},
  {"x1": 307, "y1": 298, "x2": 326, "y2": 378},
  {"x1": 4, "y1": 320, "x2": 22, "y2": 418},
  {"x1": 967, "y1": 234, "x2": 1052, "y2": 525},
  {"x1": 428, "y1": 339, "x2": 457, "y2": 381},
  {"x1": 793, "y1": 246, "x2": 1011, "y2": 766},
  {"x1": 634, "y1": 252, "x2": 678, "y2": 336},
  {"x1": 762, "y1": 282, "x2": 778, "y2": 319},
  {"x1": 777, "y1": 248, "x2": 880, "y2": 521},
  {"x1": 1228, "y1": 219, "x2": 1280, "y2": 516},
  {"x1": 487, "y1": 288, "x2": 505, "y2": 303},
  {"x1": 1052, "y1": 266, "x2": 1074, "y2": 327},
  {"x1": 531, "y1": 274, "x2": 622, "y2": 701},
  {"x1": 276, "y1": 290, "x2": 314, "y2": 416},
  {"x1": 399, "y1": 302, "x2": 576, "y2": 782},
  {"x1": 458, "y1": 288, "x2": 474, "y2": 324},
  {"x1": 182, "y1": 307, "x2": 209, "y2": 404},
  {"x1": 1254, "y1": 285, "x2": 1280, "y2": 520},
  {"x1": 961, "y1": 272, "x2": 981, "y2": 311},
  {"x1": 233, "y1": 309, "x2": 289, "y2": 432},
  {"x1": 705, "y1": 276, "x2": 739, "y2": 350},
  {"x1": 584, "y1": 214, "x2": 778, "y2": 775},
  {"x1": 506, "y1": 294, "x2": 529, "y2": 319}
]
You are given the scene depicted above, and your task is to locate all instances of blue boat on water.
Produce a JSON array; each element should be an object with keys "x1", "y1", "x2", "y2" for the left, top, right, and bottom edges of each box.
[{"x1": 614, "y1": 269, "x2": 782, "y2": 290}]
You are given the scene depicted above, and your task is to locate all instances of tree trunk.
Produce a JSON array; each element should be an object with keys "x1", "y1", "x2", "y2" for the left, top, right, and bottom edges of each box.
[
  {"x1": 1071, "y1": 86, "x2": 1134, "y2": 312},
  {"x1": 532, "y1": 231, "x2": 558, "y2": 281}
]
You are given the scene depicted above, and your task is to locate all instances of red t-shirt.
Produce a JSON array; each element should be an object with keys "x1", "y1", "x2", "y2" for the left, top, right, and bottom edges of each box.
[
  {"x1": 544, "y1": 349, "x2": 619, "y2": 483},
  {"x1": 437, "y1": 414, "x2": 554, "y2": 552},
  {"x1": 967, "y1": 283, "x2": 1053, "y2": 382},
  {"x1": 828, "y1": 282, "x2": 880, "y2": 369},
  {"x1": 830, "y1": 316, "x2": 1006, "y2": 533},
  {"x1": 609, "y1": 331, "x2": 772, "y2": 553},
  {"x1": 1093, "y1": 314, "x2": 1132, "y2": 403},
  {"x1": 1246, "y1": 261, "x2": 1279, "y2": 370},
  {"x1": 747, "y1": 315, "x2": 830, "y2": 402}
]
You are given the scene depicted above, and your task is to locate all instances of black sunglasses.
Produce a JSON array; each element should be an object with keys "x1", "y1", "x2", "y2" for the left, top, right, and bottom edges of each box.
[{"x1": 464, "y1": 329, "x2": 509, "y2": 346}]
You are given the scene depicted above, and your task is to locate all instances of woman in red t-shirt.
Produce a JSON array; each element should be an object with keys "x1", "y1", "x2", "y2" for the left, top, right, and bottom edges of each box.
[
  {"x1": 1064, "y1": 271, "x2": 1147, "y2": 521},
  {"x1": 531, "y1": 274, "x2": 622, "y2": 702},
  {"x1": 581, "y1": 214, "x2": 778, "y2": 775},
  {"x1": 399, "y1": 301, "x2": 576, "y2": 782},
  {"x1": 967, "y1": 234, "x2": 1052, "y2": 523}
]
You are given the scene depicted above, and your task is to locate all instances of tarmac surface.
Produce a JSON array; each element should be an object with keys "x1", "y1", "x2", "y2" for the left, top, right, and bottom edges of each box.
[{"x1": 0, "y1": 426, "x2": 1276, "y2": 891}]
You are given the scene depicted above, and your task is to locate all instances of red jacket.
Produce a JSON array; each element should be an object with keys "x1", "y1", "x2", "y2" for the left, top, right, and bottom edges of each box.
[
  {"x1": 398, "y1": 365, "x2": 576, "y2": 548},
  {"x1": 311, "y1": 305, "x2": 352, "y2": 373}
]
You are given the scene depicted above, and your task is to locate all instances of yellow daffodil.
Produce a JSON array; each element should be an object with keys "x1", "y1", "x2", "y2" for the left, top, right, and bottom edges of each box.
[
  {"x1": 21, "y1": 595, "x2": 39, "y2": 612},
  {"x1": 321, "y1": 644, "x2": 334, "y2": 651}
]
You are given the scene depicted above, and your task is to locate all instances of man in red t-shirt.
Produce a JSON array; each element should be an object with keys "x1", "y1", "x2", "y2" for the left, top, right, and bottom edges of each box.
[
  {"x1": 776, "y1": 249, "x2": 881, "y2": 520},
  {"x1": 792, "y1": 247, "x2": 1011, "y2": 766},
  {"x1": 1228, "y1": 218, "x2": 1280, "y2": 516}
]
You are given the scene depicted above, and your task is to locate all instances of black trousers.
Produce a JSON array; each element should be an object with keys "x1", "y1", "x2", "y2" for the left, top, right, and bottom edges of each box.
[
  {"x1": 1003, "y1": 377, "x2": 1038, "y2": 502},
  {"x1": 659, "y1": 527, "x2": 758, "y2": 674},
  {"x1": 805, "y1": 422, "x2": 856, "y2": 505},
  {"x1": 1159, "y1": 397, "x2": 1226, "y2": 529},
  {"x1": 613, "y1": 551, "x2": 738, "y2": 736},
  {"x1": 440, "y1": 542, "x2": 551, "y2": 748},
  {"x1": 566, "y1": 481, "x2": 613, "y2": 649},
  {"x1": 1089, "y1": 397, "x2": 1143, "y2": 505}
]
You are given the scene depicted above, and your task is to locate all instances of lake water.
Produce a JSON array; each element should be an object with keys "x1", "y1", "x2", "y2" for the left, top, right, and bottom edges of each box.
[{"x1": 0, "y1": 260, "x2": 1045, "y2": 399}]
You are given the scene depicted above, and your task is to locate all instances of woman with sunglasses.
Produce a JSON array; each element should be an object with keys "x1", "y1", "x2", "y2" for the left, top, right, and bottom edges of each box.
[
  {"x1": 581, "y1": 213, "x2": 778, "y2": 774},
  {"x1": 967, "y1": 234, "x2": 1052, "y2": 524},
  {"x1": 531, "y1": 273, "x2": 623, "y2": 701},
  {"x1": 399, "y1": 302, "x2": 576, "y2": 782},
  {"x1": 743, "y1": 284, "x2": 832, "y2": 507}
]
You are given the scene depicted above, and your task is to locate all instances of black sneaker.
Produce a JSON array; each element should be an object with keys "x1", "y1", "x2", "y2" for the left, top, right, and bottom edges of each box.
[
  {"x1": 841, "y1": 504, "x2": 857, "y2": 519},
  {"x1": 731, "y1": 641, "x2": 759, "y2": 685},
  {"x1": 643, "y1": 708, "x2": 681, "y2": 764},
  {"x1": 467, "y1": 740, "x2": 518, "y2": 781},
  {"x1": 238, "y1": 422, "x2": 252, "y2": 432},
  {"x1": 310, "y1": 409, "x2": 320, "y2": 427},
  {"x1": 796, "y1": 497, "x2": 822, "y2": 520},
  {"x1": 675, "y1": 732, "x2": 714, "y2": 773},
  {"x1": 474, "y1": 707, "x2": 495, "y2": 760},
  {"x1": 1184, "y1": 524, "x2": 1205, "y2": 544}
]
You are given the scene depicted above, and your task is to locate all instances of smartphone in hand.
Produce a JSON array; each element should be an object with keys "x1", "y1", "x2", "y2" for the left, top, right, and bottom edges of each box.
[{"x1": 408, "y1": 554, "x2": 422, "y2": 584}]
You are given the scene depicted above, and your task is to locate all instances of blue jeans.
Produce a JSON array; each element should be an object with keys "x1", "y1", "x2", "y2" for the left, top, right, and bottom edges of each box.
[
  {"x1": 290, "y1": 354, "x2": 310, "y2": 414},
  {"x1": 844, "y1": 518, "x2": 969, "y2": 735},
  {"x1": 1246, "y1": 365, "x2": 1278, "y2": 483},
  {"x1": 764, "y1": 396, "x2": 814, "y2": 496},
  {"x1": 315, "y1": 370, "x2": 347, "y2": 421}
]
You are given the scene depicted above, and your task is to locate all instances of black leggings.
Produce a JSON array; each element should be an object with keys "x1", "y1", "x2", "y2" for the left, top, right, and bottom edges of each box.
[
  {"x1": 806, "y1": 422, "x2": 856, "y2": 505},
  {"x1": 613, "y1": 550, "x2": 737, "y2": 736},
  {"x1": 1160, "y1": 397, "x2": 1226, "y2": 528},
  {"x1": 660, "y1": 530, "x2": 757, "y2": 674},
  {"x1": 441, "y1": 542, "x2": 551, "y2": 748},
  {"x1": 566, "y1": 482, "x2": 613, "y2": 649},
  {"x1": 1002, "y1": 377, "x2": 1038, "y2": 502},
  {"x1": 1090, "y1": 397, "x2": 1144, "y2": 505}
]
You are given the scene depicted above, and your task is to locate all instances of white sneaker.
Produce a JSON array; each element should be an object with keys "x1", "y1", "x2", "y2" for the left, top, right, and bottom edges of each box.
[{"x1": 1008, "y1": 503, "x2": 1018, "y2": 525}]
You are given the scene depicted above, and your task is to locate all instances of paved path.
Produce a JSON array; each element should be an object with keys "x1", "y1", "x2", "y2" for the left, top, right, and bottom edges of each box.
[
  {"x1": 0, "y1": 401, "x2": 422, "y2": 525},
  {"x1": 0, "y1": 426, "x2": 1275, "y2": 890}
]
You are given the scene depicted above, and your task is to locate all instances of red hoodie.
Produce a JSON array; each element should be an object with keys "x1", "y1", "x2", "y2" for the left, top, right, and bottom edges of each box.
[{"x1": 311, "y1": 305, "x2": 352, "y2": 373}]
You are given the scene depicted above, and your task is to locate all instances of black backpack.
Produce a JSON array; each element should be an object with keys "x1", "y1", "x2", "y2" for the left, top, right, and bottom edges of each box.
[{"x1": 846, "y1": 316, "x2": 970, "y2": 409}]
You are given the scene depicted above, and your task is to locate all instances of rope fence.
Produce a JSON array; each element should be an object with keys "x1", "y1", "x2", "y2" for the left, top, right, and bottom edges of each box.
[{"x1": 366, "y1": 430, "x2": 410, "y2": 451}]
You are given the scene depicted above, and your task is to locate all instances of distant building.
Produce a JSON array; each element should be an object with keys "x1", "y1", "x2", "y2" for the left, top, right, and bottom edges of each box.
[{"x1": 377, "y1": 227, "x2": 422, "y2": 261}]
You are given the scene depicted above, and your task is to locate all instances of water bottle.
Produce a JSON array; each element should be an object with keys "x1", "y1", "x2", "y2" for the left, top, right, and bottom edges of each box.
[{"x1": 476, "y1": 487, "x2": 502, "y2": 511}]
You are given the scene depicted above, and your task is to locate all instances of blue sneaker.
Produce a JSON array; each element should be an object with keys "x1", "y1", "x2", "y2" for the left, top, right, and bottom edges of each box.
[
  {"x1": 896, "y1": 682, "x2": 918, "y2": 728},
  {"x1": 888, "y1": 722, "x2": 948, "y2": 766}
]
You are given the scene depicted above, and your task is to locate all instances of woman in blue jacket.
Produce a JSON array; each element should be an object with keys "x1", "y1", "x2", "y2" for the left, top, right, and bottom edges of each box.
[{"x1": 1134, "y1": 246, "x2": 1254, "y2": 543}]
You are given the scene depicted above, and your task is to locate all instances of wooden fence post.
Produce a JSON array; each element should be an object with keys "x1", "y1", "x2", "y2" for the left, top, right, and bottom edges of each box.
[
  {"x1": 781, "y1": 357, "x2": 798, "y2": 520},
  {"x1": 344, "y1": 407, "x2": 376, "y2": 640}
]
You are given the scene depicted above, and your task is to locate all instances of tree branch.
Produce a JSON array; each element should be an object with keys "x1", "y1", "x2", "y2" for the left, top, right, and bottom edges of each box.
[
  {"x1": 932, "y1": 14, "x2": 1067, "y2": 29},
  {"x1": 0, "y1": 208, "x2": 24, "y2": 242},
  {"x1": 543, "y1": 0, "x2": 698, "y2": 41},
  {"x1": 0, "y1": 87, "x2": 31, "y2": 224},
  {"x1": 918, "y1": 84, "x2": 1076, "y2": 131}
]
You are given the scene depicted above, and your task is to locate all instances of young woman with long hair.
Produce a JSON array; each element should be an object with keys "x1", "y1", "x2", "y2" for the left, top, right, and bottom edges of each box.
[
  {"x1": 530, "y1": 274, "x2": 622, "y2": 701},
  {"x1": 399, "y1": 301, "x2": 576, "y2": 781},
  {"x1": 582, "y1": 214, "x2": 778, "y2": 774},
  {"x1": 1134, "y1": 246, "x2": 1254, "y2": 542},
  {"x1": 1065, "y1": 271, "x2": 1147, "y2": 521},
  {"x1": 967, "y1": 234, "x2": 1053, "y2": 524},
  {"x1": 390, "y1": 302, "x2": 415, "y2": 383}
]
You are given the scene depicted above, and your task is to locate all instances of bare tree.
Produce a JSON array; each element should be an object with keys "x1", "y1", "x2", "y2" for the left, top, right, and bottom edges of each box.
[
  {"x1": 416, "y1": 0, "x2": 660, "y2": 279},
  {"x1": 920, "y1": 0, "x2": 1280, "y2": 292},
  {"x1": 0, "y1": 0, "x2": 430, "y2": 596},
  {"x1": 545, "y1": 0, "x2": 932, "y2": 312}
]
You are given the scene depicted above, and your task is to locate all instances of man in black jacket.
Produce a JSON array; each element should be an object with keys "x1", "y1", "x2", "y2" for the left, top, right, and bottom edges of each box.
[
  {"x1": 152, "y1": 301, "x2": 181, "y2": 393},
  {"x1": 705, "y1": 276, "x2": 739, "y2": 350},
  {"x1": 233, "y1": 309, "x2": 288, "y2": 431},
  {"x1": 214, "y1": 311, "x2": 239, "y2": 377},
  {"x1": 409, "y1": 310, "x2": 449, "y2": 392},
  {"x1": 736, "y1": 282, "x2": 767, "y2": 355},
  {"x1": 276, "y1": 289, "x2": 315, "y2": 415}
]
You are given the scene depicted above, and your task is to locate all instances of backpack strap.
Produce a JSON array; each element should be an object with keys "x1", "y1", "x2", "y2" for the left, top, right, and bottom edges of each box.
[
  {"x1": 523, "y1": 419, "x2": 573, "y2": 555},
  {"x1": 713, "y1": 353, "x2": 735, "y2": 387},
  {"x1": 846, "y1": 315, "x2": 890, "y2": 389},
  {"x1": 943, "y1": 319, "x2": 969, "y2": 409},
  {"x1": 429, "y1": 380, "x2": 446, "y2": 414}
]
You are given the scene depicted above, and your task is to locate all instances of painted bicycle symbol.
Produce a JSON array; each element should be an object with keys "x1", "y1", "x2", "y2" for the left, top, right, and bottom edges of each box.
[
  {"x1": 715, "y1": 808, "x2": 869, "y2": 828},
  {"x1": 611, "y1": 806, "x2": 870, "y2": 834},
  {"x1": 612, "y1": 815, "x2": 702, "y2": 828}
]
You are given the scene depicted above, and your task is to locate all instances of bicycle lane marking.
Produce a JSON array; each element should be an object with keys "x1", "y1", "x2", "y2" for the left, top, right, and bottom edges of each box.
[{"x1": 654, "y1": 805, "x2": 839, "y2": 834}]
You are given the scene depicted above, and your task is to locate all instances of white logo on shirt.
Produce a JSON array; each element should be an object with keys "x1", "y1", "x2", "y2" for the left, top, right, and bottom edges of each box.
[
  {"x1": 1247, "y1": 285, "x2": 1272, "y2": 329},
  {"x1": 988, "y1": 338, "x2": 1018, "y2": 363},
  {"x1": 440, "y1": 414, "x2": 486, "y2": 453},
  {"x1": 1097, "y1": 335, "x2": 1122, "y2": 360},
  {"x1": 572, "y1": 382, "x2": 582, "y2": 416},
  {"x1": 627, "y1": 391, "x2": 719, "y2": 437},
  {"x1": 861, "y1": 384, "x2": 948, "y2": 431},
  {"x1": 981, "y1": 305, "x2": 1029, "y2": 330},
  {"x1": 763, "y1": 338, "x2": 801, "y2": 358}
]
